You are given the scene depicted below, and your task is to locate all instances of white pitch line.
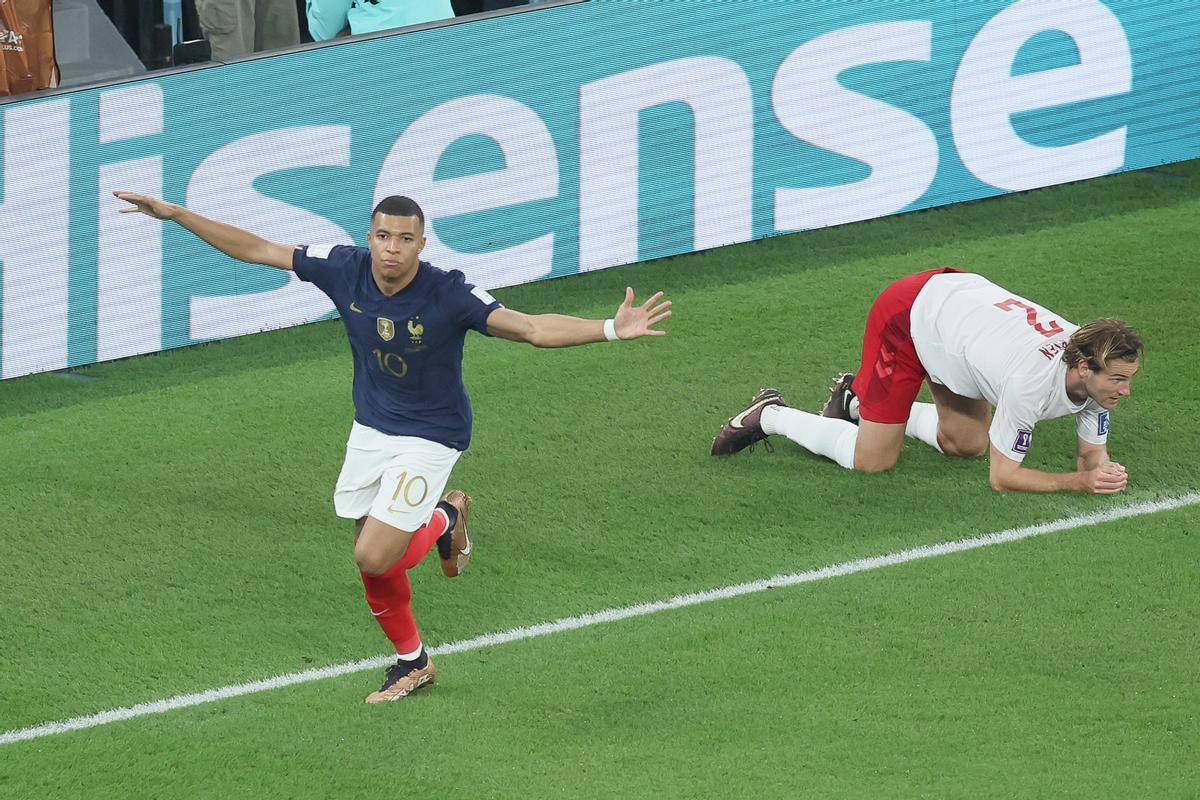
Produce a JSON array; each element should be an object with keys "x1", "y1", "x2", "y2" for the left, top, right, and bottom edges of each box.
[{"x1": 4, "y1": 492, "x2": 1197, "y2": 746}]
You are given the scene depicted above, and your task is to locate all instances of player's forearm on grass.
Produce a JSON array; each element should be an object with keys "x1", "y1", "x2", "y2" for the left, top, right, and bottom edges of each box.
[
  {"x1": 989, "y1": 464, "x2": 1087, "y2": 493},
  {"x1": 1077, "y1": 448, "x2": 1109, "y2": 472},
  {"x1": 172, "y1": 208, "x2": 283, "y2": 267}
]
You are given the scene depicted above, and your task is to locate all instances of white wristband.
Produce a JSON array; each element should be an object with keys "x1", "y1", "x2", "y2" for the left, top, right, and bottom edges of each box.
[{"x1": 603, "y1": 318, "x2": 621, "y2": 342}]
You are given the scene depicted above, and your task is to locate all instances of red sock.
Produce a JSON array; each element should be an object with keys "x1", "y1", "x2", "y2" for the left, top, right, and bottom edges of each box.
[
  {"x1": 394, "y1": 507, "x2": 449, "y2": 571},
  {"x1": 361, "y1": 568, "x2": 420, "y2": 654},
  {"x1": 359, "y1": 508, "x2": 450, "y2": 654}
]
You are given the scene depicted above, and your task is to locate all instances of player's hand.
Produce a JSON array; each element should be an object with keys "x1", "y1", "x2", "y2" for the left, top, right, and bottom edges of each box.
[
  {"x1": 613, "y1": 287, "x2": 672, "y2": 339},
  {"x1": 113, "y1": 191, "x2": 178, "y2": 220},
  {"x1": 1084, "y1": 461, "x2": 1127, "y2": 494}
]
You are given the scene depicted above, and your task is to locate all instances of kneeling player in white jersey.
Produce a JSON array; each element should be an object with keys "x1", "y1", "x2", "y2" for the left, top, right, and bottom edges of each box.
[{"x1": 711, "y1": 269, "x2": 1142, "y2": 494}]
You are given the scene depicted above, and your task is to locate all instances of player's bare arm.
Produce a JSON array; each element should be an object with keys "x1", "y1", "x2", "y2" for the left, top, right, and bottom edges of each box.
[
  {"x1": 988, "y1": 445, "x2": 1127, "y2": 494},
  {"x1": 486, "y1": 287, "x2": 671, "y2": 347},
  {"x1": 1076, "y1": 438, "x2": 1112, "y2": 472},
  {"x1": 113, "y1": 191, "x2": 296, "y2": 270}
]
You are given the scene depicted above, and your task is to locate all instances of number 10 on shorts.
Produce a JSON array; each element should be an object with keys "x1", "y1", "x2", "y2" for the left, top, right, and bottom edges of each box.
[{"x1": 388, "y1": 471, "x2": 429, "y2": 510}]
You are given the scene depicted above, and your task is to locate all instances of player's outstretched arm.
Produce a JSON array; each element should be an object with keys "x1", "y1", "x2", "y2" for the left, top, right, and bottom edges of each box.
[
  {"x1": 486, "y1": 287, "x2": 671, "y2": 348},
  {"x1": 989, "y1": 445, "x2": 1127, "y2": 494},
  {"x1": 113, "y1": 191, "x2": 296, "y2": 270}
]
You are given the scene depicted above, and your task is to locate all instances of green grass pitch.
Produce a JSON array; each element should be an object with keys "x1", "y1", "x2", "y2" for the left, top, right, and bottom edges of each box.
[{"x1": 1, "y1": 161, "x2": 1198, "y2": 798}]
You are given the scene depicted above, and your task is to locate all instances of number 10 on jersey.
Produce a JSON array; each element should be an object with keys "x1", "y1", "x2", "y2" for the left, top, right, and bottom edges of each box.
[{"x1": 372, "y1": 348, "x2": 408, "y2": 378}]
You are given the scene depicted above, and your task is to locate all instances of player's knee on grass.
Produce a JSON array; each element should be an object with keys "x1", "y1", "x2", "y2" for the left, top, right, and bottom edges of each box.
[
  {"x1": 853, "y1": 450, "x2": 900, "y2": 472},
  {"x1": 853, "y1": 420, "x2": 904, "y2": 472},
  {"x1": 854, "y1": 441, "x2": 902, "y2": 472}
]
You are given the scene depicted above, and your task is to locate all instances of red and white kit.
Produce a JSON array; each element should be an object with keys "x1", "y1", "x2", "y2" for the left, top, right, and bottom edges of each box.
[{"x1": 854, "y1": 270, "x2": 1109, "y2": 461}]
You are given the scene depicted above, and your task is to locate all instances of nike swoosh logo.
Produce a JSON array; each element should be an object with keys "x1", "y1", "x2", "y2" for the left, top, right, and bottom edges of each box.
[
  {"x1": 728, "y1": 407, "x2": 755, "y2": 428},
  {"x1": 370, "y1": 607, "x2": 390, "y2": 617},
  {"x1": 349, "y1": 302, "x2": 363, "y2": 313}
]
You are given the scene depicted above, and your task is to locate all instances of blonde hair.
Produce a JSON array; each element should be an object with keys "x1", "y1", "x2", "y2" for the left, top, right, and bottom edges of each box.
[{"x1": 1063, "y1": 318, "x2": 1142, "y2": 372}]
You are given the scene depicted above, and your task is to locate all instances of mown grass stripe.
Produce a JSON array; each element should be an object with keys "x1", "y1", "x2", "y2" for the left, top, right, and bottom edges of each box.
[{"x1": 4, "y1": 492, "x2": 1196, "y2": 746}]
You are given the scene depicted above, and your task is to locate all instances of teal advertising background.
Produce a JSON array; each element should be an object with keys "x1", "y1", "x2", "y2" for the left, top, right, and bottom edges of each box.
[{"x1": 1, "y1": 0, "x2": 1197, "y2": 378}]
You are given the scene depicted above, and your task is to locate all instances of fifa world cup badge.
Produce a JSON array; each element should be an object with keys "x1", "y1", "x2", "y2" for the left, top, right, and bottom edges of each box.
[{"x1": 377, "y1": 317, "x2": 395, "y2": 341}]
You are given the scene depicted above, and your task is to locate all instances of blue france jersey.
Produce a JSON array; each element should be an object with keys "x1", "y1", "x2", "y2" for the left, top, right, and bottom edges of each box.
[{"x1": 293, "y1": 244, "x2": 503, "y2": 450}]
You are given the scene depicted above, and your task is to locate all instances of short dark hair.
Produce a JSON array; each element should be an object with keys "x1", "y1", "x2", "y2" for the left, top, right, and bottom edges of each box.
[{"x1": 372, "y1": 195, "x2": 424, "y2": 225}]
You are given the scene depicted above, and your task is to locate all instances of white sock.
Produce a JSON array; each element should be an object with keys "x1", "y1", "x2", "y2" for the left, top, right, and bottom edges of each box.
[
  {"x1": 396, "y1": 644, "x2": 423, "y2": 662},
  {"x1": 761, "y1": 405, "x2": 858, "y2": 469},
  {"x1": 905, "y1": 402, "x2": 943, "y2": 452}
]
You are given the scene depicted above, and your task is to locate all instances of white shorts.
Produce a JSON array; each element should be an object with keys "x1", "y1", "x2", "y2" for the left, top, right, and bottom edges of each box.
[{"x1": 333, "y1": 421, "x2": 462, "y2": 532}]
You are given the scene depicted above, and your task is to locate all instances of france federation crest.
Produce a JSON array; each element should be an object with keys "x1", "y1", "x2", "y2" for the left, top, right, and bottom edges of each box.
[
  {"x1": 1097, "y1": 410, "x2": 1110, "y2": 436},
  {"x1": 407, "y1": 318, "x2": 424, "y2": 344},
  {"x1": 377, "y1": 317, "x2": 395, "y2": 341}
]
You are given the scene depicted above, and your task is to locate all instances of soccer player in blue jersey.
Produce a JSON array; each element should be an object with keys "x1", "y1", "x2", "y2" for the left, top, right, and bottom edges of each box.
[{"x1": 114, "y1": 190, "x2": 673, "y2": 702}]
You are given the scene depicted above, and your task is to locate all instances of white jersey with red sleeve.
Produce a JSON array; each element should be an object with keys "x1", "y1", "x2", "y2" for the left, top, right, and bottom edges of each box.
[{"x1": 908, "y1": 272, "x2": 1109, "y2": 462}]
